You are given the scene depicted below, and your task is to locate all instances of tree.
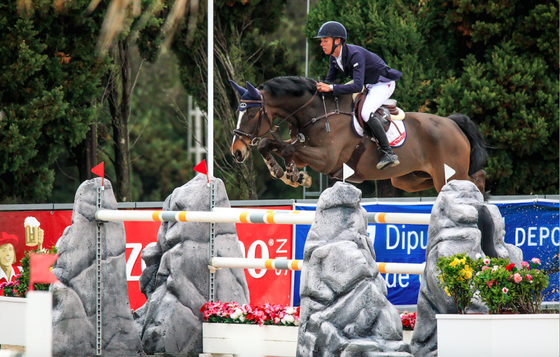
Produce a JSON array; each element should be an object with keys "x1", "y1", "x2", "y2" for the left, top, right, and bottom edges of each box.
[
  {"x1": 0, "y1": 0, "x2": 112, "y2": 202},
  {"x1": 430, "y1": 0, "x2": 559, "y2": 194},
  {"x1": 127, "y1": 47, "x2": 194, "y2": 201},
  {"x1": 137, "y1": 0, "x2": 300, "y2": 200}
]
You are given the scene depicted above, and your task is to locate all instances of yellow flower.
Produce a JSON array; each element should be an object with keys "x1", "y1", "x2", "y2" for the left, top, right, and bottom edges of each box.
[
  {"x1": 440, "y1": 274, "x2": 444, "y2": 283},
  {"x1": 444, "y1": 287, "x2": 451, "y2": 296},
  {"x1": 449, "y1": 258, "x2": 461, "y2": 267},
  {"x1": 460, "y1": 265, "x2": 473, "y2": 279},
  {"x1": 459, "y1": 257, "x2": 466, "y2": 265}
]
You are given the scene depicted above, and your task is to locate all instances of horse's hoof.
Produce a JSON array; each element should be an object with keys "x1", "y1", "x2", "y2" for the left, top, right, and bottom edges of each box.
[
  {"x1": 289, "y1": 171, "x2": 299, "y2": 183},
  {"x1": 298, "y1": 174, "x2": 312, "y2": 188},
  {"x1": 274, "y1": 167, "x2": 285, "y2": 179}
]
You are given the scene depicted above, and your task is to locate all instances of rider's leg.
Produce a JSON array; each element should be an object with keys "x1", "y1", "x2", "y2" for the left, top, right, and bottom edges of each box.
[
  {"x1": 365, "y1": 113, "x2": 400, "y2": 169},
  {"x1": 361, "y1": 81, "x2": 399, "y2": 170}
]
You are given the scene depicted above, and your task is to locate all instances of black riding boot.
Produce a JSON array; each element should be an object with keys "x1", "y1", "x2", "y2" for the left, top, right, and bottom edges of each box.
[{"x1": 365, "y1": 113, "x2": 400, "y2": 170}]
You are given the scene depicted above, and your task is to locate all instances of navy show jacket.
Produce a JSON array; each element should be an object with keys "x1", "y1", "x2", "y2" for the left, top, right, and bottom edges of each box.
[{"x1": 325, "y1": 44, "x2": 403, "y2": 96}]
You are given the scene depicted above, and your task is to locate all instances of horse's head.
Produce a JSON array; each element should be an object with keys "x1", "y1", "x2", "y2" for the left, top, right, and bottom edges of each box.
[{"x1": 230, "y1": 80, "x2": 272, "y2": 163}]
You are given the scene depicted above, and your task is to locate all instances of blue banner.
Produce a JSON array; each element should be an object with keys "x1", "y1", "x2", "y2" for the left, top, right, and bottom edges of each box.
[{"x1": 293, "y1": 200, "x2": 559, "y2": 307}]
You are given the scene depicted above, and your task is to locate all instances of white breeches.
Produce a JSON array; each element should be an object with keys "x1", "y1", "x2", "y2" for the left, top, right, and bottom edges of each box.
[{"x1": 361, "y1": 81, "x2": 396, "y2": 122}]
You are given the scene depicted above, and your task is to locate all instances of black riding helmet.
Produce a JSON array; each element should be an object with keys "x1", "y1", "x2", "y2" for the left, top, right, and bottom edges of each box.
[{"x1": 314, "y1": 21, "x2": 347, "y2": 55}]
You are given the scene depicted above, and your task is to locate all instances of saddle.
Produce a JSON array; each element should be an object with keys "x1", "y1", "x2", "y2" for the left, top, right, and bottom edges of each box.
[
  {"x1": 328, "y1": 89, "x2": 406, "y2": 184},
  {"x1": 353, "y1": 90, "x2": 405, "y2": 131}
]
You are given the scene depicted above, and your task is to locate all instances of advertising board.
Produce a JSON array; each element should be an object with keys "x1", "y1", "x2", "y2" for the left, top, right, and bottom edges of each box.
[{"x1": 0, "y1": 206, "x2": 294, "y2": 310}]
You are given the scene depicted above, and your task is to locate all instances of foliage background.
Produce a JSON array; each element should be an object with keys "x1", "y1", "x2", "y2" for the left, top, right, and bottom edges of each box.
[{"x1": 0, "y1": 0, "x2": 557, "y2": 204}]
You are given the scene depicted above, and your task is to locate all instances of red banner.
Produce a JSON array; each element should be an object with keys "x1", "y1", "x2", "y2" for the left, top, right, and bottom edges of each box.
[{"x1": 0, "y1": 207, "x2": 293, "y2": 310}]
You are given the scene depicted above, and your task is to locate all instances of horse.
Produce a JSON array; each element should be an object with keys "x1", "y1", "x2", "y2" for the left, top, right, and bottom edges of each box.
[{"x1": 230, "y1": 76, "x2": 488, "y2": 194}]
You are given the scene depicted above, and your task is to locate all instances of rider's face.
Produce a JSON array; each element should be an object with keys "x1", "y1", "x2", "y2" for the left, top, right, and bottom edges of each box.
[
  {"x1": 320, "y1": 37, "x2": 341, "y2": 56},
  {"x1": 320, "y1": 37, "x2": 334, "y2": 55}
]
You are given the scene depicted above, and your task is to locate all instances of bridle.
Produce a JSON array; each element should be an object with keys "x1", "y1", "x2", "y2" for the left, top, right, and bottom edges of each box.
[
  {"x1": 233, "y1": 89, "x2": 318, "y2": 148},
  {"x1": 232, "y1": 91, "x2": 271, "y2": 147}
]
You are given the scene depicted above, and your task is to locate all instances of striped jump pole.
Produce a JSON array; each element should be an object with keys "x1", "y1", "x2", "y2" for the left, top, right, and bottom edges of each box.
[
  {"x1": 213, "y1": 207, "x2": 431, "y2": 225},
  {"x1": 95, "y1": 209, "x2": 430, "y2": 225},
  {"x1": 209, "y1": 257, "x2": 426, "y2": 275}
]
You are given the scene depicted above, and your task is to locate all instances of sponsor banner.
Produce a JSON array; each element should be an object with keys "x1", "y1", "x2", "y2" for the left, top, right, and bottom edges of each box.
[
  {"x1": 0, "y1": 210, "x2": 70, "y2": 262},
  {"x1": 0, "y1": 206, "x2": 294, "y2": 310},
  {"x1": 294, "y1": 199, "x2": 559, "y2": 306},
  {"x1": 235, "y1": 217, "x2": 293, "y2": 306}
]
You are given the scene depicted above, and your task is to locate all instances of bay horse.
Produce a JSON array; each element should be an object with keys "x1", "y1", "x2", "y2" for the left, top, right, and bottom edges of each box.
[{"x1": 230, "y1": 76, "x2": 487, "y2": 194}]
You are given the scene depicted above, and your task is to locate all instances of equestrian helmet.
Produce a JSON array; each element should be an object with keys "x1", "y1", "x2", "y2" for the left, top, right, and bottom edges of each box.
[{"x1": 314, "y1": 21, "x2": 347, "y2": 40}]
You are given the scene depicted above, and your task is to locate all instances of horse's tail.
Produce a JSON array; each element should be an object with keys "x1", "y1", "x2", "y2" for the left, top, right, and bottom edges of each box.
[{"x1": 448, "y1": 113, "x2": 488, "y2": 175}]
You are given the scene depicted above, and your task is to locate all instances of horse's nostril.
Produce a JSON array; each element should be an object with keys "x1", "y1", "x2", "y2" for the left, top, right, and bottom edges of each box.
[{"x1": 234, "y1": 150, "x2": 243, "y2": 162}]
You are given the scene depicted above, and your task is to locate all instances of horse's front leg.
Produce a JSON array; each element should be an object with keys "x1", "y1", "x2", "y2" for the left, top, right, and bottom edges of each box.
[
  {"x1": 281, "y1": 144, "x2": 299, "y2": 183},
  {"x1": 258, "y1": 138, "x2": 285, "y2": 180},
  {"x1": 280, "y1": 144, "x2": 312, "y2": 188}
]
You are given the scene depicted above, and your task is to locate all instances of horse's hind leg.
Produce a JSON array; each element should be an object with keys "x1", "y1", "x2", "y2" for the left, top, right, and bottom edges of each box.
[{"x1": 469, "y1": 169, "x2": 487, "y2": 196}]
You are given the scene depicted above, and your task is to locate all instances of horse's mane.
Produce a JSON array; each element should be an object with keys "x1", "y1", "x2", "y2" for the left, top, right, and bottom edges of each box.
[{"x1": 259, "y1": 76, "x2": 316, "y2": 98}]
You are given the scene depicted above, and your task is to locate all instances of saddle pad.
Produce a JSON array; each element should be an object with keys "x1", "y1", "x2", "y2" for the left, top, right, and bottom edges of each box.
[{"x1": 351, "y1": 115, "x2": 406, "y2": 148}]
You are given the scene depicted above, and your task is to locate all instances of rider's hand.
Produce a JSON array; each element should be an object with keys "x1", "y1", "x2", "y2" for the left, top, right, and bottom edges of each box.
[{"x1": 317, "y1": 82, "x2": 332, "y2": 93}]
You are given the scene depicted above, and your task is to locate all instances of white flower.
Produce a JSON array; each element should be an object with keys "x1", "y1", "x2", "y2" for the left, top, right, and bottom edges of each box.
[
  {"x1": 483, "y1": 258, "x2": 490, "y2": 265},
  {"x1": 285, "y1": 307, "x2": 295, "y2": 315},
  {"x1": 475, "y1": 253, "x2": 481, "y2": 259},
  {"x1": 231, "y1": 308, "x2": 243, "y2": 319},
  {"x1": 240, "y1": 316, "x2": 246, "y2": 322},
  {"x1": 281, "y1": 315, "x2": 295, "y2": 324}
]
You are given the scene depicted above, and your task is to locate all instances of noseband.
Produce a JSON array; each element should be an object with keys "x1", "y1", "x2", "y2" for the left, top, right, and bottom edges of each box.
[{"x1": 233, "y1": 90, "x2": 318, "y2": 148}]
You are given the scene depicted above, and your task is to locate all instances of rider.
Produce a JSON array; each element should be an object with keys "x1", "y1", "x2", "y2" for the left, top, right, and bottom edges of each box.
[{"x1": 315, "y1": 21, "x2": 402, "y2": 170}]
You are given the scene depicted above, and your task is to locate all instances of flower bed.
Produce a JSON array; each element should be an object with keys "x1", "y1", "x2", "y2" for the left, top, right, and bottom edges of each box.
[
  {"x1": 200, "y1": 301, "x2": 300, "y2": 326},
  {"x1": 399, "y1": 310, "x2": 416, "y2": 330},
  {"x1": 200, "y1": 301, "x2": 300, "y2": 356},
  {"x1": 436, "y1": 253, "x2": 549, "y2": 314}
]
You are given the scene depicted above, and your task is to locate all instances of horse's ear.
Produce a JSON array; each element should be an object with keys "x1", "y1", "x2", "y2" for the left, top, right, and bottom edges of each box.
[
  {"x1": 246, "y1": 81, "x2": 260, "y2": 100},
  {"x1": 230, "y1": 80, "x2": 247, "y2": 97}
]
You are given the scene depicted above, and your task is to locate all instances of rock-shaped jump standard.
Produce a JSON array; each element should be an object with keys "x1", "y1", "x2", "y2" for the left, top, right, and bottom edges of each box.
[
  {"x1": 410, "y1": 180, "x2": 523, "y2": 357},
  {"x1": 134, "y1": 174, "x2": 250, "y2": 356},
  {"x1": 51, "y1": 178, "x2": 142, "y2": 356},
  {"x1": 297, "y1": 182, "x2": 412, "y2": 357}
]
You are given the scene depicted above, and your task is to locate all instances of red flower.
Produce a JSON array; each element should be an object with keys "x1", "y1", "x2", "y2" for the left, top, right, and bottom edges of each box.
[
  {"x1": 486, "y1": 279, "x2": 496, "y2": 288},
  {"x1": 505, "y1": 263, "x2": 515, "y2": 271}
]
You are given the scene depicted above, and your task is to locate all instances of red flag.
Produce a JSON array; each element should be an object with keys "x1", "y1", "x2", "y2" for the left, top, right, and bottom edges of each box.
[
  {"x1": 194, "y1": 160, "x2": 209, "y2": 183},
  {"x1": 91, "y1": 162, "x2": 105, "y2": 187},
  {"x1": 28, "y1": 253, "x2": 59, "y2": 291}
]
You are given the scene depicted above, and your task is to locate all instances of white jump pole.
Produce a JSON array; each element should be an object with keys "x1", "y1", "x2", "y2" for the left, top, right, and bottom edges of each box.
[
  {"x1": 212, "y1": 207, "x2": 431, "y2": 225},
  {"x1": 95, "y1": 209, "x2": 431, "y2": 225},
  {"x1": 209, "y1": 257, "x2": 426, "y2": 275}
]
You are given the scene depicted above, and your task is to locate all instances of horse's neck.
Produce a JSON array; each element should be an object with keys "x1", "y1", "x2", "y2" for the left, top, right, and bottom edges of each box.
[
  {"x1": 309, "y1": 93, "x2": 353, "y2": 118},
  {"x1": 270, "y1": 93, "x2": 352, "y2": 129}
]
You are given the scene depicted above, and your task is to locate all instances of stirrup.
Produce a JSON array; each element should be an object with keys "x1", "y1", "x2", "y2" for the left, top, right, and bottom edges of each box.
[{"x1": 377, "y1": 154, "x2": 400, "y2": 170}]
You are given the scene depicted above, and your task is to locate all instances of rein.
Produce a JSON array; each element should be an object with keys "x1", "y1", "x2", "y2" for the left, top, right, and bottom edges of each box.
[
  {"x1": 301, "y1": 96, "x2": 353, "y2": 129},
  {"x1": 233, "y1": 90, "x2": 319, "y2": 147}
]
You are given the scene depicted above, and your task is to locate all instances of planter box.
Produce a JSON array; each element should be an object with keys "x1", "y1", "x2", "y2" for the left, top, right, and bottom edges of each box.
[
  {"x1": 436, "y1": 314, "x2": 560, "y2": 357},
  {"x1": 0, "y1": 296, "x2": 26, "y2": 346},
  {"x1": 402, "y1": 330, "x2": 413, "y2": 344},
  {"x1": 202, "y1": 323, "x2": 298, "y2": 357}
]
